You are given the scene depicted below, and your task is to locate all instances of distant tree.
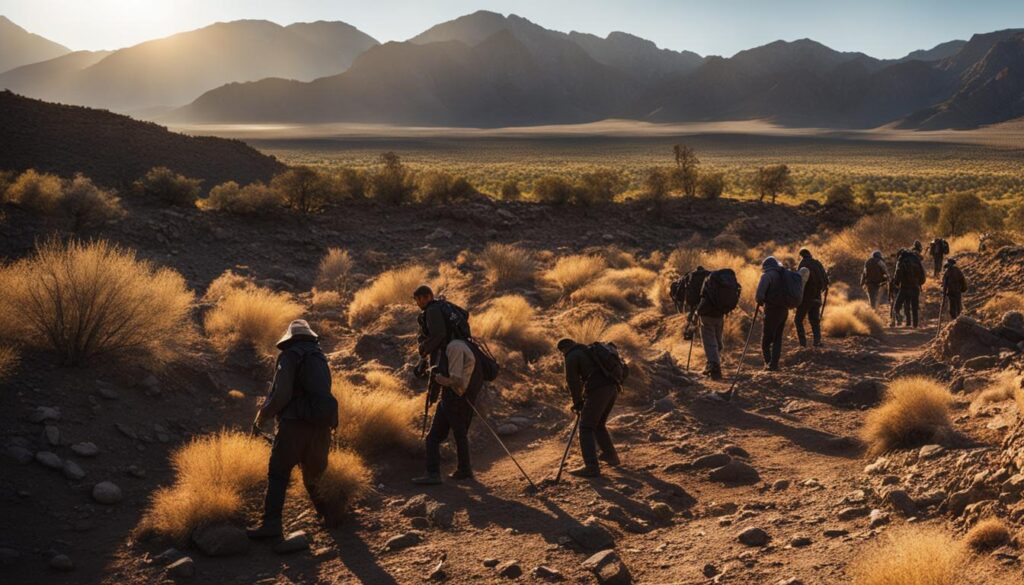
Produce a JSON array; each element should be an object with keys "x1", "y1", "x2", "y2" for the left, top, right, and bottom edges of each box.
[
  {"x1": 753, "y1": 164, "x2": 794, "y2": 204},
  {"x1": 271, "y1": 166, "x2": 333, "y2": 214},
  {"x1": 672, "y1": 144, "x2": 700, "y2": 197},
  {"x1": 533, "y1": 176, "x2": 575, "y2": 205},
  {"x1": 922, "y1": 204, "x2": 941, "y2": 226},
  {"x1": 825, "y1": 183, "x2": 856, "y2": 209},
  {"x1": 937, "y1": 192, "x2": 990, "y2": 236},
  {"x1": 136, "y1": 167, "x2": 202, "y2": 207},
  {"x1": 335, "y1": 168, "x2": 366, "y2": 200},
  {"x1": 60, "y1": 174, "x2": 125, "y2": 231},
  {"x1": 642, "y1": 167, "x2": 671, "y2": 202},
  {"x1": 499, "y1": 180, "x2": 521, "y2": 201},
  {"x1": 202, "y1": 181, "x2": 285, "y2": 216},
  {"x1": 576, "y1": 170, "x2": 626, "y2": 205},
  {"x1": 697, "y1": 172, "x2": 726, "y2": 200},
  {"x1": 7, "y1": 169, "x2": 64, "y2": 213},
  {"x1": 416, "y1": 171, "x2": 476, "y2": 204},
  {"x1": 369, "y1": 152, "x2": 415, "y2": 205}
]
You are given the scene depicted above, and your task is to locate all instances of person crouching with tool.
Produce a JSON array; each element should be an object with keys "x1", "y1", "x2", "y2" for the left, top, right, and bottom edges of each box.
[{"x1": 412, "y1": 336, "x2": 483, "y2": 485}]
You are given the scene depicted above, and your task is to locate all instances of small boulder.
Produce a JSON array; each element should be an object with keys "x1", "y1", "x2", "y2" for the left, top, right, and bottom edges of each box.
[
  {"x1": 884, "y1": 489, "x2": 918, "y2": 517},
  {"x1": 383, "y1": 531, "x2": 424, "y2": 552},
  {"x1": 692, "y1": 453, "x2": 732, "y2": 469},
  {"x1": 568, "y1": 517, "x2": 615, "y2": 551},
  {"x1": 483, "y1": 558, "x2": 500, "y2": 567},
  {"x1": 581, "y1": 550, "x2": 631, "y2": 585},
  {"x1": 496, "y1": 423, "x2": 519, "y2": 436},
  {"x1": 35, "y1": 451, "x2": 62, "y2": 470},
  {"x1": 738, "y1": 527, "x2": 770, "y2": 547},
  {"x1": 709, "y1": 461, "x2": 760, "y2": 484},
  {"x1": 834, "y1": 379, "x2": 884, "y2": 406},
  {"x1": 649, "y1": 502, "x2": 673, "y2": 522},
  {"x1": 44, "y1": 425, "x2": 61, "y2": 446},
  {"x1": 836, "y1": 507, "x2": 870, "y2": 521},
  {"x1": 151, "y1": 548, "x2": 183, "y2": 566},
  {"x1": 651, "y1": 397, "x2": 674, "y2": 413},
  {"x1": 273, "y1": 531, "x2": 310, "y2": 554},
  {"x1": 400, "y1": 494, "x2": 429, "y2": 518},
  {"x1": 71, "y1": 442, "x2": 99, "y2": 457},
  {"x1": 427, "y1": 502, "x2": 455, "y2": 529},
  {"x1": 918, "y1": 444, "x2": 945, "y2": 459},
  {"x1": 49, "y1": 554, "x2": 74, "y2": 572},
  {"x1": 790, "y1": 535, "x2": 812, "y2": 547},
  {"x1": 533, "y1": 565, "x2": 564, "y2": 581},
  {"x1": 92, "y1": 481, "x2": 123, "y2": 504},
  {"x1": 192, "y1": 525, "x2": 249, "y2": 557},
  {"x1": 869, "y1": 509, "x2": 890, "y2": 528},
  {"x1": 4, "y1": 446, "x2": 33, "y2": 464},
  {"x1": 29, "y1": 406, "x2": 60, "y2": 423},
  {"x1": 167, "y1": 557, "x2": 194, "y2": 578},
  {"x1": 497, "y1": 560, "x2": 522, "y2": 579},
  {"x1": 62, "y1": 460, "x2": 86, "y2": 480}
]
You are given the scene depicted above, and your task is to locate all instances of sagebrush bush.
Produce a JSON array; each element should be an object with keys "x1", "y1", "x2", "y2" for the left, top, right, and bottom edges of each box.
[
  {"x1": 479, "y1": 243, "x2": 535, "y2": 290},
  {"x1": 471, "y1": 295, "x2": 551, "y2": 359},
  {"x1": 202, "y1": 270, "x2": 255, "y2": 303},
  {"x1": 970, "y1": 370, "x2": 1022, "y2": 414},
  {"x1": 348, "y1": 265, "x2": 428, "y2": 327},
  {"x1": 571, "y1": 282, "x2": 633, "y2": 310},
  {"x1": 532, "y1": 175, "x2": 576, "y2": 205},
  {"x1": 332, "y1": 374, "x2": 419, "y2": 455},
  {"x1": 60, "y1": 174, "x2": 125, "y2": 230},
  {"x1": 861, "y1": 377, "x2": 953, "y2": 456},
  {"x1": 542, "y1": 254, "x2": 606, "y2": 297},
  {"x1": 317, "y1": 248, "x2": 354, "y2": 292},
  {"x1": 0, "y1": 239, "x2": 193, "y2": 365},
  {"x1": 416, "y1": 170, "x2": 476, "y2": 204},
  {"x1": 369, "y1": 152, "x2": 415, "y2": 204},
  {"x1": 965, "y1": 517, "x2": 1012, "y2": 552},
  {"x1": 200, "y1": 181, "x2": 284, "y2": 215},
  {"x1": 698, "y1": 172, "x2": 726, "y2": 200},
  {"x1": 824, "y1": 300, "x2": 885, "y2": 338},
  {"x1": 823, "y1": 214, "x2": 923, "y2": 283},
  {"x1": 315, "y1": 449, "x2": 372, "y2": 520},
  {"x1": 139, "y1": 431, "x2": 269, "y2": 542},
  {"x1": 980, "y1": 292, "x2": 1024, "y2": 321},
  {"x1": 6, "y1": 169, "x2": 63, "y2": 213},
  {"x1": 576, "y1": 266, "x2": 658, "y2": 310},
  {"x1": 204, "y1": 285, "x2": 304, "y2": 355},
  {"x1": 850, "y1": 526, "x2": 966, "y2": 585},
  {"x1": 136, "y1": 166, "x2": 202, "y2": 207},
  {"x1": 271, "y1": 166, "x2": 337, "y2": 214}
]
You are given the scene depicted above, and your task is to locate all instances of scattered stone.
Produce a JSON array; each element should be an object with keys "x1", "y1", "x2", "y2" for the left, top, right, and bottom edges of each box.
[
  {"x1": 49, "y1": 554, "x2": 74, "y2": 572},
  {"x1": 533, "y1": 565, "x2": 564, "y2": 581},
  {"x1": 723, "y1": 444, "x2": 750, "y2": 459},
  {"x1": 738, "y1": 527, "x2": 770, "y2": 546},
  {"x1": 427, "y1": 503, "x2": 455, "y2": 529},
  {"x1": 702, "y1": 563, "x2": 718, "y2": 577},
  {"x1": 568, "y1": 517, "x2": 615, "y2": 551},
  {"x1": 152, "y1": 548, "x2": 183, "y2": 566},
  {"x1": 115, "y1": 423, "x2": 137, "y2": 439},
  {"x1": 844, "y1": 489, "x2": 868, "y2": 504},
  {"x1": 383, "y1": 531, "x2": 424, "y2": 552},
  {"x1": 483, "y1": 558, "x2": 500, "y2": 567},
  {"x1": 692, "y1": 453, "x2": 732, "y2": 469},
  {"x1": 790, "y1": 535, "x2": 812, "y2": 547},
  {"x1": 192, "y1": 525, "x2": 249, "y2": 557},
  {"x1": 273, "y1": 531, "x2": 310, "y2": 554},
  {"x1": 836, "y1": 507, "x2": 870, "y2": 521},
  {"x1": 92, "y1": 481, "x2": 123, "y2": 504},
  {"x1": 963, "y1": 355, "x2": 999, "y2": 371},
  {"x1": 834, "y1": 379, "x2": 884, "y2": 406},
  {"x1": 62, "y1": 460, "x2": 86, "y2": 480},
  {"x1": 823, "y1": 527, "x2": 849, "y2": 538},
  {"x1": 497, "y1": 560, "x2": 522, "y2": 578},
  {"x1": 426, "y1": 228, "x2": 453, "y2": 241},
  {"x1": 29, "y1": 406, "x2": 60, "y2": 423},
  {"x1": 127, "y1": 465, "x2": 146, "y2": 478},
  {"x1": 401, "y1": 495, "x2": 429, "y2": 518},
  {"x1": 71, "y1": 442, "x2": 99, "y2": 457},
  {"x1": 864, "y1": 457, "x2": 888, "y2": 475},
  {"x1": 36, "y1": 451, "x2": 62, "y2": 470},
  {"x1": 869, "y1": 509, "x2": 890, "y2": 528},
  {"x1": 773, "y1": 479, "x2": 791, "y2": 491},
  {"x1": 410, "y1": 517, "x2": 429, "y2": 529},
  {"x1": 581, "y1": 550, "x2": 631, "y2": 585},
  {"x1": 167, "y1": 556, "x2": 194, "y2": 578},
  {"x1": 662, "y1": 462, "x2": 689, "y2": 473},
  {"x1": 884, "y1": 489, "x2": 918, "y2": 517},
  {"x1": 5, "y1": 445, "x2": 33, "y2": 464},
  {"x1": 919, "y1": 444, "x2": 945, "y2": 459},
  {"x1": 709, "y1": 460, "x2": 760, "y2": 484},
  {"x1": 775, "y1": 579, "x2": 804, "y2": 585},
  {"x1": 651, "y1": 397, "x2": 675, "y2": 413},
  {"x1": 428, "y1": 558, "x2": 447, "y2": 581},
  {"x1": 707, "y1": 502, "x2": 738, "y2": 517},
  {"x1": 496, "y1": 423, "x2": 519, "y2": 436},
  {"x1": 650, "y1": 502, "x2": 673, "y2": 522},
  {"x1": 44, "y1": 425, "x2": 61, "y2": 446}
]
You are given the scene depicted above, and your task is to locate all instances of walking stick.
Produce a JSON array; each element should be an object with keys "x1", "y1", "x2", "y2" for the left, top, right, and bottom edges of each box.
[
  {"x1": 465, "y1": 398, "x2": 538, "y2": 490},
  {"x1": 936, "y1": 292, "x2": 948, "y2": 334},
  {"x1": 685, "y1": 311, "x2": 699, "y2": 371},
  {"x1": 421, "y1": 370, "x2": 435, "y2": 439},
  {"x1": 722, "y1": 305, "x2": 760, "y2": 401},
  {"x1": 820, "y1": 287, "x2": 829, "y2": 321},
  {"x1": 553, "y1": 413, "x2": 581, "y2": 484}
]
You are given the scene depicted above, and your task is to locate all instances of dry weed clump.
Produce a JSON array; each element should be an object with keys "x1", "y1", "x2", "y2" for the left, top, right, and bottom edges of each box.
[
  {"x1": 0, "y1": 345, "x2": 19, "y2": 380},
  {"x1": 478, "y1": 243, "x2": 535, "y2": 290},
  {"x1": 311, "y1": 289, "x2": 344, "y2": 310},
  {"x1": 0, "y1": 239, "x2": 194, "y2": 366},
  {"x1": 542, "y1": 255, "x2": 606, "y2": 297},
  {"x1": 849, "y1": 526, "x2": 965, "y2": 585},
  {"x1": 202, "y1": 270, "x2": 256, "y2": 303},
  {"x1": 861, "y1": 376, "x2": 953, "y2": 456},
  {"x1": 980, "y1": 292, "x2": 1024, "y2": 321},
  {"x1": 824, "y1": 300, "x2": 885, "y2": 338},
  {"x1": 332, "y1": 374, "x2": 420, "y2": 456},
  {"x1": 316, "y1": 248, "x2": 354, "y2": 292},
  {"x1": 573, "y1": 266, "x2": 659, "y2": 311},
  {"x1": 139, "y1": 431, "x2": 269, "y2": 542},
  {"x1": 348, "y1": 265, "x2": 428, "y2": 327},
  {"x1": 6, "y1": 169, "x2": 63, "y2": 213},
  {"x1": 471, "y1": 295, "x2": 551, "y2": 359},
  {"x1": 823, "y1": 214, "x2": 923, "y2": 282},
  {"x1": 970, "y1": 370, "x2": 1022, "y2": 414},
  {"x1": 964, "y1": 517, "x2": 1013, "y2": 552},
  {"x1": 315, "y1": 449, "x2": 372, "y2": 520},
  {"x1": 204, "y1": 285, "x2": 304, "y2": 355},
  {"x1": 199, "y1": 181, "x2": 284, "y2": 215},
  {"x1": 655, "y1": 248, "x2": 759, "y2": 314},
  {"x1": 948, "y1": 232, "x2": 981, "y2": 255}
]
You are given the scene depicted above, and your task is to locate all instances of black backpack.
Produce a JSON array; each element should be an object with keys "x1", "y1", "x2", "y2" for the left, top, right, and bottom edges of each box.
[
  {"x1": 803, "y1": 259, "x2": 828, "y2": 298},
  {"x1": 587, "y1": 342, "x2": 629, "y2": 385},
  {"x1": 940, "y1": 239, "x2": 950, "y2": 254},
  {"x1": 769, "y1": 267, "x2": 806, "y2": 309},
  {"x1": 438, "y1": 299, "x2": 472, "y2": 341},
  {"x1": 287, "y1": 349, "x2": 338, "y2": 429},
  {"x1": 468, "y1": 339, "x2": 500, "y2": 382},
  {"x1": 701, "y1": 269, "x2": 741, "y2": 314},
  {"x1": 685, "y1": 270, "x2": 709, "y2": 308},
  {"x1": 669, "y1": 276, "x2": 687, "y2": 307}
]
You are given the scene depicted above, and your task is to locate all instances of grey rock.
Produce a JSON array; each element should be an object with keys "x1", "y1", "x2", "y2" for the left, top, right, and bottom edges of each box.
[
  {"x1": 790, "y1": 535, "x2": 812, "y2": 547},
  {"x1": 29, "y1": 406, "x2": 60, "y2": 423},
  {"x1": 92, "y1": 481, "x2": 123, "y2": 504},
  {"x1": 496, "y1": 423, "x2": 518, "y2": 436},
  {"x1": 723, "y1": 444, "x2": 750, "y2": 459},
  {"x1": 775, "y1": 579, "x2": 804, "y2": 585},
  {"x1": 884, "y1": 489, "x2": 918, "y2": 517},
  {"x1": 568, "y1": 516, "x2": 615, "y2": 550},
  {"x1": 427, "y1": 558, "x2": 447, "y2": 581},
  {"x1": 483, "y1": 558, "x2": 500, "y2": 567},
  {"x1": 533, "y1": 565, "x2": 564, "y2": 581},
  {"x1": 5, "y1": 445, "x2": 33, "y2": 464},
  {"x1": 49, "y1": 554, "x2": 74, "y2": 572},
  {"x1": 869, "y1": 509, "x2": 890, "y2": 528},
  {"x1": 273, "y1": 531, "x2": 310, "y2": 554},
  {"x1": 401, "y1": 494, "x2": 429, "y2": 518},
  {"x1": 426, "y1": 228, "x2": 453, "y2": 241},
  {"x1": 71, "y1": 442, "x2": 99, "y2": 457},
  {"x1": 167, "y1": 557, "x2": 194, "y2": 578},
  {"x1": 36, "y1": 451, "x2": 63, "y2": 469},
  {"x1": 709, "y1": 460, "x2": 760, "y2": 484},
  {"x1": 834, "y1": 379, "x2": 884, "y2": 406},
  {"x1": 497, "y1": 560, "x2": 522, "y2": 578},
  {"x1": 152, "y1": 548, "x2": 183, "y2": 566},
  {"x1": 127, "y1": 465, "x2": 146, "y2": 478},
  {"x1": 702, "y1": 564, "x2": 718, "y2": 577},
  {"x1": 692, "y1": 453, "x2": 732, "y2": 469},
  {"x1": 427, "y1": 502, "x2": 454, "y2": 529},
  {"x1": 410, "y1": 517, "x2": 429, "y2": 529},
  {"x1": 773, "y1": 479, "x2": 791, "y2": 491},
  {"x1": 919, "y1": 444, "x2": 945, "y2": 459},
  {"x1": 738, "y1": 527, "x2": 770, "y2": 546},
  {"x1": 581, "y1": 550, "x2": 631, "y2": 585},
  {"x1": 963, "y1": 355, "x2": 999, "y2": 370},
  {"x1": 836, "y1": 506, "x2": 870, "y2": 521},
  {"x1": 97, "y1": 386, "x2": 120, "y2": 400},
  {"x1": 192, "y1": 525, "x2": 249, "y2": 557},
  {"x1": 823, "y1": 527, "x2": 849, "y2": 538},
  {"x1": 649, "y1": 502, "x2": 673, "y2": 522},
  {"x1": 383, "y1": 531, "x2": 423, "y2": 552},
  {"x1": 651, "y1": 397, "x2": 674, "y2": 413},
  {"x1": 62, "y1": 460, "x2": 86, "y2": 480},
  {"x1": 44, "y1": 425, "x2": 61, "y2": 446}
]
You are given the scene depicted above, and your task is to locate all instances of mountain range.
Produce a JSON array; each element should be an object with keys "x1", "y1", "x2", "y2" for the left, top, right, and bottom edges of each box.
[
  {"x1": 2, "y1": 11, "x2": 1023, "y2": 130},
  {"x1": 0, "y1": 15, "x2": 70, "y2": 72}
]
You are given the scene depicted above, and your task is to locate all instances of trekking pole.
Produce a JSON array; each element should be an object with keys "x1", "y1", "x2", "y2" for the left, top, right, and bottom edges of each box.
[
  {"x1": 553, "y1": 413, "x2": 581, "y2": 484},
  {"x1": 685, "y1": 311, "x2": 698, "y2": 371},
  {"x1": 723, "y1": 305, "x2": 760, "y2": 401},
  {"x1": 936, "y1": 292, "x2": 948, "y2": 334},
  {"x1": 820, "y1": 287, "x2": 829, "y2": 321},
  {"x1": 421, "y1": 371, "x2": 434, "y2": 440},
  {"x1": 464, "y1": 399, "x2": 538, "y2": 490}
]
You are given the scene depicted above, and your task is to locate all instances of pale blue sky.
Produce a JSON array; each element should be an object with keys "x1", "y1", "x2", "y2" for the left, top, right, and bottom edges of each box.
[{"x1": 2, "y1": 0, "x2": 1022, "y2": 58}]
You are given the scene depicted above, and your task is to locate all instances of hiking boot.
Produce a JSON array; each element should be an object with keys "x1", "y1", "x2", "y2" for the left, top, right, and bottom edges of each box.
[
  {"x1": 568, "y1": 465, "x2": 601, "y2": 478},
  {"x1": 764, "y1": 364, "x2": 779, "y2": 372},
  {"x1": 598, "y1": 452, "x2": 621, "y2": 466},
  {"x1": 710, "y1": 367, "x2": 723, "y2": 381},
  {"x1": 411, "y1": 472, "x2": 442, "y2": 485},
  {"x1": 449, "y1": 469, "x2": 474, "y2": 481},
  {"x1": 813, "y1": 341, "x2": 823, "y2": 348},
  {"x1": 246, "y1": 521, "x2": 283, "y2": 540}
]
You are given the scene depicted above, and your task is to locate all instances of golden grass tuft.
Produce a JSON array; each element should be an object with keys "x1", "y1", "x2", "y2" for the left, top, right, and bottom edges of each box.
[
  {"x1": 861, "y1": 377, "x2": 953, "y2": 456},
  {"x1": 6, "y1": 169, "x2": 63, "y2": 214},
  {"x1": 573, "y1": 266, "x2": 659, "y2": 310},
  {"x1": 849, "y1": 526, "x2": 965, "y2": 585},
  {"x1": 478, "y1": 243, "x2": 535, "y2": 290},
  {"x1": 471, "y1": 295, "x2": 551, "y2": 359},
  {"x1": 348, "y1": 265, "x2": 428, "y2": 327},
  {"x1": 980, "y1": 292, "x2": 1024, "y2": 321},
  {"x1": 315, "y1": 448, "x2": 372, "y2": 520},
  {"x1": 202, "y1": 270, "x2": 255, "y2": 303},
  {"x1": 970, "y1": 370, "x2": 1022, "y2": 414},
  {"x1": 0, "y1": 239, "x2": 194, "y2": 366},
  {"x1": 204, "y1": 285, "x2": 304, "y2": 355},
  {"x1": 571, "y1": 282, "x2": 633, "y2": 311},
  {"x1": 139, "y1": 431, "x2": 269, "y2": 542},
  {"x1": 317, "y1": 248, "x2": 354, "y2": 292},
  {"x1": 0, "y1": 345, "x2": 18, "y2": 380},
  {"x1": 542, "y1": 254, "x2": 606, "y2": 297},
  {"x1": 311, "y1": 289, "x2": 344, "y2": 310},
  {"x1": 948, "y1": 233, "x2": 981, "y2": 255},
  {"x1": 964, "y1": 517, "x2": 1013, "y2": 553},
  {"x1": 824, "y1": 300, "x2": 885, "y2": 338},
  {"x1": 332, "y1": 374, "x2": 420, "y2": 456}
]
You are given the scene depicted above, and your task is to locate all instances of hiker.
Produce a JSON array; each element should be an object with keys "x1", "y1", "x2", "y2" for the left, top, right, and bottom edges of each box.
[
  {"x1": 755, "y1": 257, "x2": 792, "y2": 371},
  {"x1": 861, "y1": 250, "x2": 888, "y2": 309},
  {"x1": 929, "y1": 238, "x2": 950, "y2": 278},
  {"x1": 248, "y1": 320, "x2": 338, "y2": 539},
  {"x1": 695, "y1": 268, "x2": 742, "y2": 380},
  {"x1": 558, "y1": 338, "x2": 620, "y2": 477},
  {"x1": 673, "y1": 266, "x2": 710, "y2": 339},
  {"x1": 795, "y1": 249, "x2": 829, "y2": 348},
  {"x1": 888, "y1": 250, "x2": 906, "y2": 326},
  {"x1": 941, "y1": 258, "x2": 968, "y2": 320},
  {"x1": 894, "y1": 249, "x2": 926, "y2": 328},
  {"x1": 414, "y1": 285, "x2": 449, "y2": 394},
  {"x1": 412, "y1": 335, "x2": 484, "y2": 484}
]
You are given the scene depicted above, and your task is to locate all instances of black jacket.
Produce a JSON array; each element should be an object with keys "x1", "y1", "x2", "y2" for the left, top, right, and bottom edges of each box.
[
  {"x1": 417, "y1": 300, "x2": 448, "y2": 361},
  {"x1": 259, "y1": 336, "x2": 336, "y2": 426},
  {"x1": 563, "y1": 344, "x2": 616, "y2": 406},
  {"x1": 862, "y1": 256, "x2": 888, "y2": 286},
  {"x1": 894, "y1": 254, "x2": 926, "y2": 289},
  {"x1": 942, "y1": 266, "x2": 968, "y2": 295},
  {"x1": 799, "y1": 257, "x2": 829, "y2": 299}
]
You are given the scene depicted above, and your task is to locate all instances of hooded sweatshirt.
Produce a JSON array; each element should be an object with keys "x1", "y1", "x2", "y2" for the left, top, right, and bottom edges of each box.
[{"x1": 755, "y1": 257, "x2": 785, "y2": 307}]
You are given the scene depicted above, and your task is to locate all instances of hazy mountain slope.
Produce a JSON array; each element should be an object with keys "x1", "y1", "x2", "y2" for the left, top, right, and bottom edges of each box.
[
  {"x1": 568, "y1": 30, "x2": 703, "y2": 81},
  {"x1": 0, "y1": 15, "x2": 70, "y2": 72},
  {"x1": 0, "y1": 50, "x2": 111, "y2": 100},
  {"x1": 938, "y1": 29, "x2": 1024, "y2": 75},
  {"x1": 0, "y1": 91, "x2": 283, "y2": 188},
  {"x1": 898, "y1": 39, "x2": 967, "y2": 62},
  {"x1": 11, "y1": 19, "x2": 377, "y2": 112}
]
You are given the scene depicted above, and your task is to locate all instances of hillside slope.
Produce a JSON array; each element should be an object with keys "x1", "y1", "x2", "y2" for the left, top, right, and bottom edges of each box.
[{"x1": 0, "y1": 15, "x2": 69, "y2": 72}]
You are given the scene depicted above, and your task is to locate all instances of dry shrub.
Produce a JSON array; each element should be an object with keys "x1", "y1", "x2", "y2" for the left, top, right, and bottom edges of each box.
[
  {"x1": 471, "y1": 295, "x2": 551, "y2": 359},
  {"x1": 965, "y1": 517, "x2": 1012, "y2": 552},
  {"x1": 861, "y1": 377, "x2": 953, "y2": 456},
  {"x1": 60, "y1": 174, "x2": 125, "y2": 230},
  {"x1": 849, "y1": 526, "x2": 965, "y2": 585},
  {"x1": 542, "y1": 254, "x2": 606, "y2": 297},
  {"x1": 823, "y1": 214, "x2": 922, "y2": 283},
  {"x1": 311, "y1": 289, "x2": 344, "y2": 310},
  {"x1": 571, "y1": 282, "x2": 633, "y2": 311},
  {"x1": 948, "y1": 232, "x2": 981, "y2": 255},
  {"x1": 317, "y1": 248, "x2": 354, "y2": 292},
  {"x1": 332, "y1": 374, "x2": 420, "y2": 455},
  {"x1": 970, "y1": 370, "x2": 1022, "y2": 414},
  {"x1": 136, "y1": 166, "x2": 202, "y2": 207},
  {"x1": 315, "y1": 449, "x2": 372, "y2": 520},
  {"x1": 348, "y1": 265, "x2": 428, "y2": 327},
  {"x1": 980, "y1": 292, "x2": 1024, "y2": 321},
  {"x1": 6, "y1": 169, "x2": 63, "y2": 213},
  {"x1": 824, "y1": 300, "x2": 885, "y2": 338},
  {"x1": 199, "y1": 181, "x2": 284, "y2": 216},
  {"x1": 204, "y1": 285, "x2": 303, "y2": 355},
  {"x1": 562, "y1": 316, "x2": 644, "y2": 358},
  {"x1": 603, "y1": 247, "x2": 637, "y2": 269},
  {"x1": 139, "y1": 431, "x2": 269, "y2": 542},
  {"x1": 0, "y1": 345, "x2": 18, "y2": 380},
  {"x1": 479, "y1": 243, "x2": 535, "y2": 290},
  {"x1": 0, "y1": 239, "x2": 194, "y2": 366},
  {"x1": 432, "y1": 262, "x2": 473, "y2": 308}
]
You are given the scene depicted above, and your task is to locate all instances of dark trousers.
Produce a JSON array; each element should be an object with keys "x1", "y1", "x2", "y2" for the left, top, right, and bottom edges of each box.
[
  {"x1": 947, "y1": 293, "x2": 963, "y2": 319},
  {"x1": 890, "y1": 287, "x2": 903, "y2": 324},
  {"x1": 580, "y1": 384, "x2": 618, "y2": 468},
  {"x1": 762, "y1": 305, "x2": 789, "y2": 368},
  {"x1": 896, "y1": 287, "x2": 921, "y2": 327},
  {"x1": 425, "y1": 390, "x2": 475, "y2": 474},
  {"x1": 866, "y1": 284, "x2": 881, "y2": 309},
  {"x1": 933, "y1": 255, "x2": 943, "y2": 278},
  {"x1": 262, "y1": 419, "x2": 332, "y2": 525},
  {"x1": 794, "y1": 297, "x2": 822, "y2": 347}
]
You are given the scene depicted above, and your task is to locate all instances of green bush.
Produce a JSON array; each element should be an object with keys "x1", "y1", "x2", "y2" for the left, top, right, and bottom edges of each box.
[
  {"x1": 369, "y1": 152, "x2": 415, "y2": 205},
  {"x1": 937, "y1": 192, "x2": 991, "y2": 236},
  {"x1": 335, "y1": 168, "x2": 366, "y2": 200},
  {"x1": 271, "y1": 166, "x2": 335, "y2": 214},
  {"x1": 499, "y1": 181, "x2": 521, "y2": 201},
  {"x1": 922, "y1": 204, "x2": 941, "y2": 226},
  {"x1": 136, "y1": 167, "x2": 202, "y2": 207},
  {"x1": 698, "y1": 172, "x2": 726, "y2": 200},
  {"x1": 825, "y1": 183, "x2": 856, "y2": 209},
  {"x1": 641, "y1": 167, "x2": 671, "y2": 201},
  {"x1": 576, "y1": 170, "x2": 625, "y2": 205}
]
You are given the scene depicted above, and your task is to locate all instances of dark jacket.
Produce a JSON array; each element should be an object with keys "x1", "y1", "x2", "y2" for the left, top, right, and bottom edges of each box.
[
  {"x1": 417, "y1": 300, "x2": 448, "y2": 360},
  {"x1": 755, "y1": 258, "x2": 785, "y2": 308},
  {"x1": 259, "y1": 336, "x2": 335, "y2": 426},
  {"x1": 563, "y1": 344, "x2": 616, "y2": 406},
  {"x1": 799, "y1": 256, "x2": 829, "y2": 299},
  {"x1": 894, "y1": 253, "x2": 926, "y2": 289},
  {"x1": 862, "y1": 256, "x2": 888, "y2": 286},
  {"x1": 942, "y1": 265, "x2": 968, "y2": 295}
]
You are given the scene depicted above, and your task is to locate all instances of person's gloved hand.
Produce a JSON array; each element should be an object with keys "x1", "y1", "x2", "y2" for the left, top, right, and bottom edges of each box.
[
  {"x1": 413, "y1": 360, "x2": 428, "y2": 380},
  {"x1": 571, "y1": 401, "x2": 582, "y2": 414}
]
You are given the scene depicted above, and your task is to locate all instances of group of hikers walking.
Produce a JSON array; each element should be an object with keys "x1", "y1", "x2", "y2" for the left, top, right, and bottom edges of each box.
[{"x1": 242, "y1": 236, "x2": 970, "y2": 537}]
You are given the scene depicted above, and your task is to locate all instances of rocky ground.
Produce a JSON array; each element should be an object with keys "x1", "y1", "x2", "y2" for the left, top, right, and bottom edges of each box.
[{"x1": 1, "y1": 197, "x2": 1022, "y2": 584}]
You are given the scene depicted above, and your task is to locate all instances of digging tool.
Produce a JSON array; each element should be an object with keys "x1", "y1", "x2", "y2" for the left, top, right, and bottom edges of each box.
[
  {"x1": 465, "y1": 398, "x2": 538, "y2": 490},
  {"x1": 553, "y1": 412, "x2": 581, "y2": 485},
  {"x1": 720, "y1": 304, "x2": 760, "y2": 402}
]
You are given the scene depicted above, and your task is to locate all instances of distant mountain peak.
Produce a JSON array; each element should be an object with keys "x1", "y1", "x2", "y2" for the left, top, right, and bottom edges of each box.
[{"x1": 0, "y1": 15, "x2": 71, "y2": 72}]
